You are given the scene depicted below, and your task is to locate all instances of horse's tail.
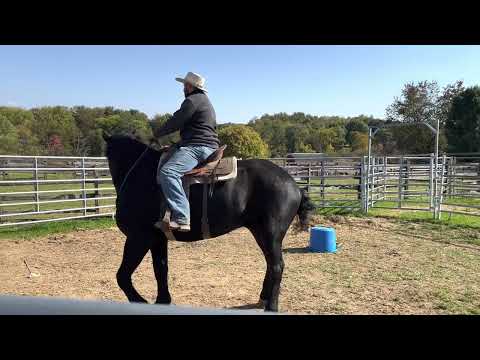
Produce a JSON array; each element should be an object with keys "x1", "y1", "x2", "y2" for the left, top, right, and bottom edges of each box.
[{"x1": 295, "y1": 188, "x2": 316, "y2": 231}]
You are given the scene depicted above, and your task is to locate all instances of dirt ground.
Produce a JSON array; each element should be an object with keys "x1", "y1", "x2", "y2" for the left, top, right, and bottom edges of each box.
[{"x1": 1, "y1": 216, "x2": 480, "y2": 314}]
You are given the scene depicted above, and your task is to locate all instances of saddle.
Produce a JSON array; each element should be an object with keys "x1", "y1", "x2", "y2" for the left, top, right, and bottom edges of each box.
[
  {"x1": 159, "y1": 144, "x2": 238, "y2": 183},
  {"x1": 157, "y1": 144, "x2": 238, "y2": 240},
  {"x1": 184, "y1": 145, "x2": 237, "y2": 182}
]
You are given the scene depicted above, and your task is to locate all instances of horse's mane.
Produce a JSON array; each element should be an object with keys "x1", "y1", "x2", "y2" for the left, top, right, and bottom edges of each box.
[{"x1": 105, "y1": 133, "x2": 165, "y2": 160}]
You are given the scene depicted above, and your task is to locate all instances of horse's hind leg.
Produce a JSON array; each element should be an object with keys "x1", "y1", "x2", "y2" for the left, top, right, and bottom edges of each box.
[
  {"x1": 250, "y1": 235, "x2": 272, "y2": 306},
  {"x1": 249, "y1": 222, "x2": 288, "y2": 312},
  {"x1": 116, "y1": 233, "x2": 150, "y2": 303},
  {"x1": 151, "y1": 234, "x2": 171, "y2": 304}
]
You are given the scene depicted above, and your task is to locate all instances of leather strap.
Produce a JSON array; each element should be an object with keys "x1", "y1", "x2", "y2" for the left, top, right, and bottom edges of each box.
[
  {"x1": 202, "y1": 183, "x2": 210, "y2": 239},
  {"x1": 162, "y1": 209, "x2": 176, "y2": 241},
  {"x1": 208, "y1": 159, "x2": 221, "y2": 197}
]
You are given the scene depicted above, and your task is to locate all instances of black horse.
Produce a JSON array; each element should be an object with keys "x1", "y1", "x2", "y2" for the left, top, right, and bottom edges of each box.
[{"x1": 104, "y1": 134, "x2": 314, "y2": 312}]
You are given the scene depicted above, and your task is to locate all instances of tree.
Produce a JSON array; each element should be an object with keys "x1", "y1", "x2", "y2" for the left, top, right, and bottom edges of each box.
[
  {"x1": 72, "y1": 106, "x2": 113, "y2": 156},
  {"x1": 386, "y1": 80, "x2": 440, "y2": 124},
  {"x1": 31, "y1": 106, "x2": 78, "y2": 155},
  {"x1": 436, "y1": 80, "x2": 465, "y2": 126},
  {"x1": 87, "y1": 129, "x2": 106, "y2": 156},
  {"x1": 47, "y1": 134, "x2": 64, "y2": 155},
  {"x1": 0, "y1": 107, "x2": 41, "y2": 154},
  {"x1": 150, "y1": 113, "x2": 180, "y2": 146},
  {"x1": 445, "y1": 86, "x2": 480, "y2": 153},
  {"x1": 96, "y1": 109, "x2": 152, "y2": 142},
  {"x1": 306, "y1": 127, "x2": 344, "y2": 153},
  {"x1": 385, "y1": 80, "x2": 462, "y2": 154},
  {"x1": 218, "y1": 125, "x2": 270, "y2": 159},
  {"x1": 345, "y1": 118, "x2": 368, "y2": 145},
  {"x1": 285, "y1": 126, "x2": 313, "y2": 153},
  {"x1": 350, "y1": 131, "x2": 368, "y2": 154},
  {"x1": 0, "y1": 115, "x2": 19, "y2": 154}
]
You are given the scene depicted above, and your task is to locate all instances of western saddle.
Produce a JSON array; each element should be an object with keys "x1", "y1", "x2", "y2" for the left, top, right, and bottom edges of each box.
[
  {"x1": 157, "y1": 144, "x2": 238, "y2": 240},
  {"x1": 159, "y1": 144, "x2": 237, "y2": 183}
]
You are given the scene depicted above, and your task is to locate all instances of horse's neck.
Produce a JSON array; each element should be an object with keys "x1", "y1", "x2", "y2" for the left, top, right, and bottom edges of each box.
[
  {"x1": 112, "y1": 146, "x2": 160, "y2": 192},
  {"x1": 111, "y1": 149, "x2": 147, "y2": 189}
]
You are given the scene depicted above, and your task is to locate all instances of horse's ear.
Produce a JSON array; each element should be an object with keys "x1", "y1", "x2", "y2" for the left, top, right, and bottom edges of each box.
[{"x1": 102, "y1": 130, "x2": 111, "y2": 142}]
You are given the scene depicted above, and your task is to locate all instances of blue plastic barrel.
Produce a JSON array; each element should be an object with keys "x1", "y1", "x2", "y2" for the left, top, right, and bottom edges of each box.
[{"x1": 310, "y1": 226, "x2": 337, "y2": 253}]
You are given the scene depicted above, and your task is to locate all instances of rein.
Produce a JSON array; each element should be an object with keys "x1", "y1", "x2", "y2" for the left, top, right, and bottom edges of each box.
[{"x1": 117, "y1": 147, "x2": 150, "y2": 198}]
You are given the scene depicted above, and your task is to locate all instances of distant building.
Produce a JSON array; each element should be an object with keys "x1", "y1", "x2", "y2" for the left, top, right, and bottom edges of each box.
[
  {"x1": 286, "y1": 153, "x2": 325, "y2": 159},
  {"x1": 286, "y1": 153, "x2": 325, "y2": 165}
]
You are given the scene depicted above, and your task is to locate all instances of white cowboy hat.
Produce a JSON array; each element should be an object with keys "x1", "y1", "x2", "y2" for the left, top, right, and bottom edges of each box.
[{"x1": 175, "y1": 72, "x2": 208, "y2": 92}]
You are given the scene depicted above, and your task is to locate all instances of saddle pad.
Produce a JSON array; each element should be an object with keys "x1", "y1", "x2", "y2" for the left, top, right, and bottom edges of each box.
[{"x1": 185, "y1": 157, "x2": 238, "y2": 185}]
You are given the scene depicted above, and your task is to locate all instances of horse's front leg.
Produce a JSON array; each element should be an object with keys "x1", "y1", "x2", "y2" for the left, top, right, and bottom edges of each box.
[
  {"x1": 117, "y1": 233, "x2": 150, "y2": 303},
  {"x1": 151, "y1": 233, "x2": 171, "y2": 304}
]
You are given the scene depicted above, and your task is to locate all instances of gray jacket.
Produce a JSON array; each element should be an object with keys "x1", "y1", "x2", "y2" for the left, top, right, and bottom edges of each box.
[{"x1": 154, "y1": 89, "x2": 220, "y2": 149}]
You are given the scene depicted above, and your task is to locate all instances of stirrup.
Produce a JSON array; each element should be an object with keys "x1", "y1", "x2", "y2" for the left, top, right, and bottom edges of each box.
[{"x1": 169, "y1": 221, "x2": 190, "y2": 232}]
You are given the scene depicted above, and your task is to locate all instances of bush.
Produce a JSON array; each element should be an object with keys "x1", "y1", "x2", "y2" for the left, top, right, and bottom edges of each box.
[{"x1": 218, "y1": 125, "x2": 270, "y2": 159}]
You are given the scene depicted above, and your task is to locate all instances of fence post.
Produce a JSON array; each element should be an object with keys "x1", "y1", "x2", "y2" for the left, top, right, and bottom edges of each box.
[
  {"x1": 450, "y1": 156, "x2": 456, "y2": 197},
  {"x1": 34, "y1": 157, "x2": 40, "y2": 213},
  {"x1": 320, "y1": 160, "x2": 325, "y2": 207},
  {"x1": 398, "y1": 156, "x2": 403, "y2": 208},
  {"x1": 438, "y1": 154, "x2": 447, "y2": 220},
  {"x1": 82, "y1": 157, "x2": 87, "y2": 216},
  {"x1": 405, "y1": 159, "x2": 410, "y2": 200},
  {"x1": 370, "y1": 157, "x2": 375, "y2": 208},
  {"x1": 365, "y1": 156, "x2": 370, "y2": 212},
  {"x1": 360, "y1": 157, "x2": 367, "y2": 212},
  {"x1": 383, "y1": 156, "x2": 387, "y2": 201},
  {"x1": 94, "y1": 170, "x2": 100, "y2": 215},
  {"x1": 429, "y1": 153, "x2": 434, "y2": 212},
  {"x1": 307, "y1": 162, "x2": 311, "y2": 194}
]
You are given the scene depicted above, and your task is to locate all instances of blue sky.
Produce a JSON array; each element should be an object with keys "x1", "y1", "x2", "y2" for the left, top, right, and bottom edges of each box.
[{"x1": 1, "y1": 45, "x2": 479, "y2": 123}]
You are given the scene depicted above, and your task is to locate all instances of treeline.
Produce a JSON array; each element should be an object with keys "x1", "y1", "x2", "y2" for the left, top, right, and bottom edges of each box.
[
  {"x1": 1, "y1": 80, "x2": 479, "y2": 158},
  {"x1": 0, "y1": 106, "x2": 168, "y2": 156},
  {"x1": 249, "y1": 80, "x2": 480, "y2": 157}
]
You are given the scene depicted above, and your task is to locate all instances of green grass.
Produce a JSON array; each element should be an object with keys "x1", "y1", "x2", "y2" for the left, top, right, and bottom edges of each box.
[
  {"x1": 432, "y1": 288, "x2": 480, "y2": 314},
  {"x1": 0, "y1": 217, "x2": 116, "y2": 240},
  {"x1": 370, "y1": 209, "x2": 478, "y2": 229},
  {"x1": 315, "y1": 204, "x2": 480, "y2": 229}
]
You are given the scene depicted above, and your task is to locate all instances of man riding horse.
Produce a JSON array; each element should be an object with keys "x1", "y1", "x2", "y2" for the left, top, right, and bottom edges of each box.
[
  {"x1": 103, "y1": 71, "x2": 314, "y2": 311},
  {"x1": 153, "y1": 72, "x2": 219, "y2": 232}
]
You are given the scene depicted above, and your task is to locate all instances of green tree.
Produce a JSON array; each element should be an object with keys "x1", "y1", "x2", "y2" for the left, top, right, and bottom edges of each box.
[
  {"x1": 0, "y1": 107, "x2": 41, "y2": 154},
  {"x1": 385, "y1": 80, "x2": 462, "y2": 153},
  {"x1": 150, "y1": 113, "x2": 180, "y2": 146},
  {"x1": 345, "y1": 118, "x2": 368, "y2": 145},
  {"x1": 97, "y1": 109, "x2": 152, "y2": 142},
  {"x1": 0, "y1": 115, "x2": 19, "y2": 154},
  {"x1": 350, "y1": 131, "x2": 368, "y2": 154},
  {"x1": 445, "y1": 86, "x2": 480, "y2": 153},
  {"x1": 386, "y1": 80, "x2": 440, "y2": 124},
  {"x1": 31, "y1": 106, "x2": 78, "y2": 155},
  {"x1": 71, "y1": 106, "x2": 112, "y2": 155},
  {"x1": 218, "y1": 125, "x2": 269, "y2": 159},
  {"x1": 285, "y1": 126, "x2": 313, "y2": 153}
]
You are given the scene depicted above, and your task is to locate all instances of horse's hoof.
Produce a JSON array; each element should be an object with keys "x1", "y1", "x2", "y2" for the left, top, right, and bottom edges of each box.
[
  {"x1": 155, "y1": 298, "x2": 172, "y2": 305},
  {"x1": 258, "y1": 299, "x2": 267, "y2": 308}
]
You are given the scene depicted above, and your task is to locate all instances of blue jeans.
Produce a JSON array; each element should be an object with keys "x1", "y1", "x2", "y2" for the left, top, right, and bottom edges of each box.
[{"x1": 157, "y1": 145, "x2": 216, "y2": 225}]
